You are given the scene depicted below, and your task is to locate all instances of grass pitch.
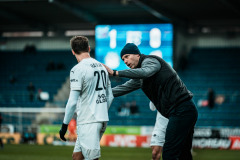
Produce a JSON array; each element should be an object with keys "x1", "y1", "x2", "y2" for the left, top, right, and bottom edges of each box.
[{"x1": 0, "y1": 144, "x2": 240, "y2": 160}]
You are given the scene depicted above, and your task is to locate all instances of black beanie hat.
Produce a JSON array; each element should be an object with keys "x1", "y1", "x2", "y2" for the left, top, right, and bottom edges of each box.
[{"x1": 120, "y1": 43, "x2": 141, "y2": 59}]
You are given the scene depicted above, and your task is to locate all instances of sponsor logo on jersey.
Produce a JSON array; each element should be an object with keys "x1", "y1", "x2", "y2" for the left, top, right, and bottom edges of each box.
[{"x1": 96, "y1": 94, "x2": 107, "y2": 104}]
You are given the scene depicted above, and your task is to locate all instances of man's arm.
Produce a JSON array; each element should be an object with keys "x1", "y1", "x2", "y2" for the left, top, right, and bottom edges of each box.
[
  {"x1": 118, "y1": 58, "x2": 161, "y2": 79},
  {"x1": 59, "y1": 90, "x2": 80, "y2": 141},
  {"x1": 103, "y1": 57, "x2": 161, "y2": 79},
  {"x1": 112, "y1": 79, "x2": 141, "y2": 97}
]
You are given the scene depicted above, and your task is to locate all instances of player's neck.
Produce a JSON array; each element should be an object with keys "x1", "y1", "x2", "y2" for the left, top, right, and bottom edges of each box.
[{"x1": 76, "y1": 52, "x2": 90, "y2": 62}]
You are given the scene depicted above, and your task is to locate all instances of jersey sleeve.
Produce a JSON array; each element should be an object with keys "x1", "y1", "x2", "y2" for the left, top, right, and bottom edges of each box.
[
  {"x1": 63, "y1": 90, "x2": 80, "y2": 124},
  {"x1": 70, "y1": 68, "x2": 83, "y2": 91},
  {"x1": 106, "y1": 78, "x2": 114, "y2": 110},
  {"x1": 150, "y1": 105, "x2": 169, "y2": 147}
]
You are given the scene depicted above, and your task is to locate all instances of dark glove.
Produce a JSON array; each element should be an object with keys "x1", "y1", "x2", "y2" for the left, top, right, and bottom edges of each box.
[{"x1": 59, "y1": 123, "x2": 68, "y2": 141}]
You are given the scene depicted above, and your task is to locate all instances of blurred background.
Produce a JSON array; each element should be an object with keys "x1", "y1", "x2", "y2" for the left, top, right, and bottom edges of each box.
[{"x1": 0, "y1": 0, "x2": 240, "y2": 159}]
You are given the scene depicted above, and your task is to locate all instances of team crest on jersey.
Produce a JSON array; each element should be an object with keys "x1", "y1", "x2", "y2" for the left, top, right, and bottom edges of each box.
[{"x1": 96, "y1": 94, "x2": 107, "y2": 104}]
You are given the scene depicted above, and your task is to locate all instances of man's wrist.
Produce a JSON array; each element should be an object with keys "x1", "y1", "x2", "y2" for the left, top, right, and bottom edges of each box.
[{"x1": 113, "y1": 70, "x2": 117, "y2": 76}]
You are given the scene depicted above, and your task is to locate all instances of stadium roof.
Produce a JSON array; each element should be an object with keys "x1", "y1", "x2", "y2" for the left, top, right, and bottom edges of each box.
[{"x1": 0, "y1": 0, "x2": 240, "y2": 34}]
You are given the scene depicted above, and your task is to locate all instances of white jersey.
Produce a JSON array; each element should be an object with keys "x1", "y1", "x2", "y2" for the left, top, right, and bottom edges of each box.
[{"x1": 70, "y1": 58, "x2": 113, "y2": 124}]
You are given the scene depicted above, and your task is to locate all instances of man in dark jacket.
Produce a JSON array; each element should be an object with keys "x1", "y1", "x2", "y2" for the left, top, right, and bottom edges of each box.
[{"x1": 103, "y1": 43, "x2": 198, "y2": 160}]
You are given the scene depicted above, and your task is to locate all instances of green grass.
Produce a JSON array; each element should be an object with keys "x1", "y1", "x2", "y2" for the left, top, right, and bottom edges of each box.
[{"x1": 0, "y1": 144, "x2": 240, "y2": 160}]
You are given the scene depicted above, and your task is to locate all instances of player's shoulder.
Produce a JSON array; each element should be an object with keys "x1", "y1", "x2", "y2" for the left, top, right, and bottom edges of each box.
[
  {"x1": 70, "y1": 63, "x2": 85, "y2": 76},
  {"x1": 84, "y1": 58, "x2": 105, "y2": 70},
  {"x1": 70, "y1": 64, "x2": 80, "y2": 73}
]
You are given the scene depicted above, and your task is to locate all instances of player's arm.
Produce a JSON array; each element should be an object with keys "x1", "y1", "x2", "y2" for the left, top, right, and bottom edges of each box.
[
  {"x1": 59, "y1": 90, "x2": 80, "y2": 141},
  {"x1": 106, "y1": 78, "x2": 114, "y2": 110},
  {"x1": 59, "y1": 67, "x2": 82, "y2": 141},
  {"x1": 151, "y1": 111, "x2": 169, "y2": 146},
  {"x1": 112, "y1": 79, "x2": 141, "y2": 97},
  {"x1": 150, "y1": 102, "x2": 169, "y2": 160}
]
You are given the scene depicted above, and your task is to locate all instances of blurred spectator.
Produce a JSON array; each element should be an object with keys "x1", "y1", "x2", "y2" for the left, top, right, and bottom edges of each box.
[
  {"x1": 179, "y1": 54, "x2": 188, "y2": 71},
  {"x1": 23, "y1": 44, "x2": 30, "y2": 54},
  {"x1": 0, "y1": 113, "x2": 2, "y2": 129},
  {"x1": 37, "y1": 89, "x2": 43, "y2": 101},
  {"x1": 29, "y1": 44, "x2": 36, "y2": 54},
  {"x1": 178, "y1": 45, "x2": 188, "y2": 71},
  {"x1": 37, "y1": 88, "x2": 49, "y2": 101},
  {"x1": 207, "y1": 88, "x2": 215, "y2": 109},
  {"x1": 22, "y1": 127, "x2": 36, "y2": 144},
  {"x1": 68, "y1": 117, "x2": 77, "y2": 142},
  {"x1": 57, "y1": 62, "x2": 66, "y2": 70},
  {"x1": 231, "y1": 91, "x2": 239, "y2": 103},
  {"x1": 27, "y1": 82, "x2": 36, "y2": 102},
  {"x1": 197, "y1": 99, "x2": 208, "y2": 107},
  {"x1": 9, "y1": 74, "x2": 17, "y2": 85},
  {"x1": 23, "y1": 44, "x2": 36, "y2": 54},
  {"x1": 46, "y1": 60, "x2": 56, "y2": 71},
  {"x1": 0, "y1": 112, "x2": 3, "y2": 149},
  {"x1": 215, "y1": 95, "x2": 225, "y2": 105},
  {"x1": 118, "y1": 102, "x2": 130, "y2": 116},
  {"x1": 130, "y1": 100, "x2": 139, "y2": 115}
]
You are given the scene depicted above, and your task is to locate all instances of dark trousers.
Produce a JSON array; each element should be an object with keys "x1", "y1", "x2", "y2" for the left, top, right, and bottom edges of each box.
[{"x1": 162, "y1": 99, "x2": 198, "y2": 160}]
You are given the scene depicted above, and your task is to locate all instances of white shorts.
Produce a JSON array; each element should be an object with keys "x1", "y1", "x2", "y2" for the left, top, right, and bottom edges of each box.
[{"x1": 73, "y1": 122, "x2": 107, "y2": 160}]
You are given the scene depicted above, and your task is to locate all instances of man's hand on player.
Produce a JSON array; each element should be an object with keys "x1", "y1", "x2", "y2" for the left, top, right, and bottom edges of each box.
[
  {"x1": 59, "y1": 123, "x2": 68, "y2": 141},
  {"x1": 101, "y1": 64, "x2": 114, "y2": 76},
  {"x1": 151, "y1": 146, "x2": 163, "y2": 160}
]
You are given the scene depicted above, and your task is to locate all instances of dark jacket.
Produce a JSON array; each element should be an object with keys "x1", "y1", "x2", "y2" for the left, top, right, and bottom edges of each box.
[{"x1": 138, "y1": 54, "x2": 193, "y2": 117}]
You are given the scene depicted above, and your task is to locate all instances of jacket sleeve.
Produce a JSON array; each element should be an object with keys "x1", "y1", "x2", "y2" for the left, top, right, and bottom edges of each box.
[
  {"x1": 118, "y1": 57, "x2": 161, "y2": 79},
  {"x1": 112, "y1": 79, "x2": 141, "y2": 97}
]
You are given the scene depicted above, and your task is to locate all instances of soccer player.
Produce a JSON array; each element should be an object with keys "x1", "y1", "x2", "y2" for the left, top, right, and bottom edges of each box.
[
  {"x1": 59, "y1": 36, "x2": 113, "y2": 160},
  {"x1": 103, "y1": 43, "x2": 198, "y2": 160}
]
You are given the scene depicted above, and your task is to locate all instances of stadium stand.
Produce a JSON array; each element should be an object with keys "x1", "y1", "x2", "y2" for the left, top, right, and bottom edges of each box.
[
  {"x1": 0, "y1": 50, "x2": 75, "y2": 106},
  {"x1": 0, "y1": 50, "x2": 75, "y2": 129},
  {"x1": 178, "y1": 47, "x2": 240, "y2": 127},
  {"x1": 1, "y1": 48, "x2": 240, "y2": 129}
]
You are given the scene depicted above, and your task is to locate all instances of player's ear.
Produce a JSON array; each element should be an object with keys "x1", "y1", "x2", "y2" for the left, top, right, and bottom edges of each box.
[
  {"x1": 72, "y1": 49, "x2": 75, "y2": 55},
  {"x1": 88, "y1": 46, "x2": 91, "y2": 53}
]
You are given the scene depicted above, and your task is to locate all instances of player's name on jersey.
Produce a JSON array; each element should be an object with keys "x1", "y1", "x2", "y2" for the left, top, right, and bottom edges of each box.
[
  {"x1": 70, "y1": 79, "x2": 78, "y2": 82},
  {"x1": 90, "y1": 63, "x2": 102, "y2": 68}
]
